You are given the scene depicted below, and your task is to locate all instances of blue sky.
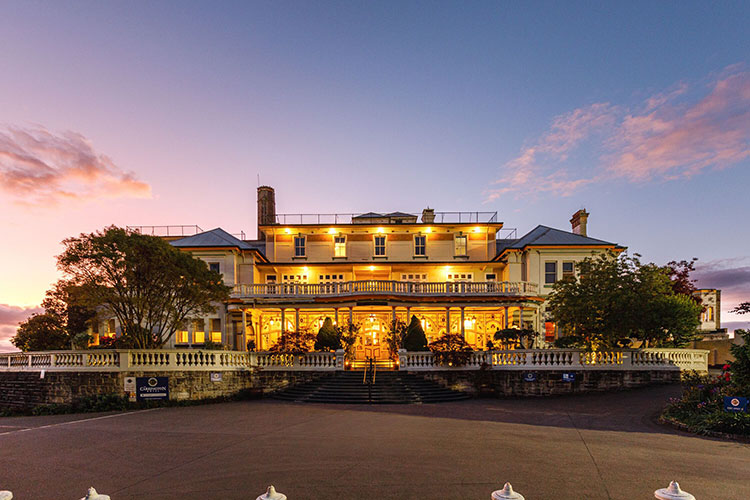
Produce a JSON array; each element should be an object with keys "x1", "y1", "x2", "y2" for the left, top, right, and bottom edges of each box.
[{"x1": 1, "y1": 1, "x2": 749, "y2": 348}]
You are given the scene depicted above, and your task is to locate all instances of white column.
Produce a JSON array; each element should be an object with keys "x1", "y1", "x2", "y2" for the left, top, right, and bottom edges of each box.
[
  {"x1": 445, "y1": 308, "x2": 451, "y2": 335},
  {"x1": 460, "y1": 307, "x2": 465, "y2": 338},
  {"x1": 241, "y1": 309, "x2": 247, "y2": 350},
  {"x1": 504, "y1": 306, "x2": 509, "y2": 329},
  {"x1": 280, "y1": 308, "x2": 286, "y2": 334},
  {"x1": 334, "y1": 308, "x2": 339, "y2": 326}
]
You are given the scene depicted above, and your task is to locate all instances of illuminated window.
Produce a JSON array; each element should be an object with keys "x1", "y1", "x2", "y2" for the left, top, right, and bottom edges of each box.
[
  {"x1": 266, "y1": 274, "x2": 277, "y2": 284},
  {"x1": 334, "y1": 236, "x2": 346, "y2": 257},
  {"x1": 319, "y1": 274, "x2": 344, "y2": 283},
  {"x1": 401, "y1": 273, "x2": 428, "y2": 282},
  {"x1": 193, "y1": 319, "x2": 205, "y2": 344},
  {"x1": 106, "y1": 319, "x2": 116, "y2": 337},
  {"x1": 414, "y1": 235, "x2": 426, "y2": 256},
  {"x1": 176, "y1": 322, "x2": 189, "y2": 344},
  {"x1": 208, "y1": 262, "x2": 220, "y2": 273},
  {"x1": 704, "y1": 307, "x2": 714, "y2": 322},
  {"x1": 294, "y1": 236, "x2": 306, "y2": 257},
  {"x1": 282, "y1": 274, "x2": 308, "y2": 283},
  {"x1": 562, "y1": 261, "x2": 575, "y2": 279},
  {"x1": 454, "y1": 235, "x2": 467, "y2": 256},
  {"x1": 545, "y1": 322, "x2": 556, "y2": 342},
  {"x1": 545, "y1": 262, "x2": 557, "y2": 284},
  {"x1": 374, "y1": 235, "x2": 386, "y2": 256},
  {"x1": 447, "y1": 273, "x2": 473, "y2": 281},
  {"x1": 485, "y1": 273, "x2": 497, "y2": 281},
  {"x1": 210, "y1": 318, "x2": 221, "y2": 343}
]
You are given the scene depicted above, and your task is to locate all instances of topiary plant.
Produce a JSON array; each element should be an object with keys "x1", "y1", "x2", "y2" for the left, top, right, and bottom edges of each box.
[
  {"x1": 403, "y1": 315, "x2": 428, "y2": 351},
  {"x1": 314, "y1": 317, "x2": 341, "y2": 351}
]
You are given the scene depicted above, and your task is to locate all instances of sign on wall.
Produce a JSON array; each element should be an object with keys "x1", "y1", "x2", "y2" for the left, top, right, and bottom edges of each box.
[
  {"x1": 210, "y1": 372, "x2": 223, "y2": 382},
  {"x1": 523, "y1": 372, "x2": 537, "y2": 382},
  {"x1": 723, "y1": 396, "x2": 748, "y2": 413},
  {"x1": 136, "y1": 377, "x2": 169, "y2": 401},
  {"x1": 124, "y1": 376, "x2": 136, "y2": 402},
  {"x1": 562, "y1": 373, "x2": 576, "y2": 382}
]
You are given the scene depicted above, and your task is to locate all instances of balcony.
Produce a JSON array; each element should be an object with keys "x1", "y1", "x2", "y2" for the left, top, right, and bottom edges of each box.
[{"x1": 231, "y1": 280, "x2": 537, "y2": 301}]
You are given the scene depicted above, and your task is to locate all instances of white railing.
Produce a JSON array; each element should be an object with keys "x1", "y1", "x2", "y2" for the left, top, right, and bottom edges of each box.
[
  {"x1": 232, "y1": 280, "x2": 538, "y2": 299},
  {"x1": 0, "y1": 348, "x2": 707, "y2": 373},
  {"x1": 399, "y1": 348, "x2": 709, "y2": 372}
]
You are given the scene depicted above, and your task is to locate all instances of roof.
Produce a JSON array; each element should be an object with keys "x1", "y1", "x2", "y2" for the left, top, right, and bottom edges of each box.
[
  {"x1": 171, "y1": 228, "x2": 255, "y2": 251},
  {"x1": 495, "y1": 225, "x2": 618, "y2": 258}
]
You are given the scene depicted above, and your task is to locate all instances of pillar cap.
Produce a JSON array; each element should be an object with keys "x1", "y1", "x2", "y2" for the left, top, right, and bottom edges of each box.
[
  {"x1": 79, "y1": 487, "x2": 110, "y2": 500},
  {"x1": 654, "y1": 481, "x2": 695, "y2": 500},
  {"x1": 257, "y1": 485, "x2": 287, "y2": 500},
  {"x1": 491, "y1": 482, "x2": 525, "y2": 500}
]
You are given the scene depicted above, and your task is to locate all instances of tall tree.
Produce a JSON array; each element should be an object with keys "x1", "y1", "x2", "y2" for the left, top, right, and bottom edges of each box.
[
  {"x1": 57, "y1": 226, "x2": 230, "y2": 348},
  {"x1": 403, "y1": 315, "x2": 428, "y2": 351},
  {"x1": 547, "y1": 251, "x2": 701, "y2": 349}
]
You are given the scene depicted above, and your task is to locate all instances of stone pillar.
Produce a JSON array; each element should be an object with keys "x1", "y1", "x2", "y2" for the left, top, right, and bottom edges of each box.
[
  {"x1": 460, "y1": 306, "x2": 465, "y2": 338},
  {"x1": 280, "y1": 308, "x2": 285, "y2": 334},
  {"x1": 446, "y1": 308, "x2": 451, "y2": 335},
  {"x1": 334, "y1": 308, "x2": 339, "y2": 326},
  {"x1": 504, "y1": 306, "x2": 509, "y2": 329},
  {"x1": 406, "y1": 306, "x2": 411, "y2": 322}
]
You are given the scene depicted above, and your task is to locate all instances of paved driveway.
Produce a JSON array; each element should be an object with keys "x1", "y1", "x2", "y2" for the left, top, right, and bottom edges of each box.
[{"x1": 1, "y1": 385, "x2": 748, "y2": 499}]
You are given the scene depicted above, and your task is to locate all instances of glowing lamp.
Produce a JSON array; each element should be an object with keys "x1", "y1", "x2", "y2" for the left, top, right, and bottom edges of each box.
[
  {"x1": 284, "y1": 228, "x2": 291, "y2": 234},
  {"x1": 328, "y1": 228, "x2": 336, "y2": 234},
  {"x1": 376, "y1": 227, "x2": 385, "y2": 234}
]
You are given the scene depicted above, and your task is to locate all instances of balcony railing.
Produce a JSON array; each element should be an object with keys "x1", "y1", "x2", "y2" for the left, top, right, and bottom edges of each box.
[
  {"x1": 231, "y1": 280, "x2": 537, "y2": 299},
  {"x1": 272, "y1": 211, "x2": 499, "y2": 225}
]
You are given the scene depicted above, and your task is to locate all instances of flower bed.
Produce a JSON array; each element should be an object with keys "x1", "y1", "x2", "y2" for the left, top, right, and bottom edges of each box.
[{"x1": 661, "y1": 366, "x2": 750, "y2": 438}]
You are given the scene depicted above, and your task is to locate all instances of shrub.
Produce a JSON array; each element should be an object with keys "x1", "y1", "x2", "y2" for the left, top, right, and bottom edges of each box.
[
  {"x1": 730, "y1": 329, "x2": 750, "y2": 391},
  {"x1": 429, "y1": 333, "x2": 474, "y2": 367},
  {"x1": 403, "y1": 315, "x2": 428, "y2": 351},
  {"x1": 314, "y1": 317, "x2": 341, "y2": 351},
  {"x1": 269, "y1": 329, "x2": 315, "y2": 354}
]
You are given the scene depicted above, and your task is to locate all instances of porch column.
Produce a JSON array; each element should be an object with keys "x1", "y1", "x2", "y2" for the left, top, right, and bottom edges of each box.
[
  {"x1": 255, "y1": 311, "x2": 261, "y2": 351},
  {"x1": 295, "y1": 308, "x2": 300, "y2": 332},
  {"x1": 334, "y1": 308, "x2": 339, "y2": 326},
  {"x1": 391, "y1": 306, "x2": 397, "y2": 325},
  {"x1": 460, "y1": 307, "x2": 465, "y2": 338},
  {"x1": 280, "y1": 308, "x2": 286, "y2": 334},
  {"x1": 519, "y1": 306, "x2": 524, "y2": 329},
  {"x1": 348, "y1": 307, "x2": 353, "y2": 326},
  {"x1": 241, "y1": 309, "x2": 247, "y2": 350},
  {"x1": 406, "y1": 306, "x2": 411, "y2": 322},
  {"x1": 504, "y1": 306, "x2": 509, "y2": 329},
  {"x1": 445, "y1": 308, "x2": 451, "y2": 335}
]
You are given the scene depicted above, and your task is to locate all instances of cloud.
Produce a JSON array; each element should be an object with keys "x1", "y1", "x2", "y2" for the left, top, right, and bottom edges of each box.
[
  {"x1": 0, "y1": 304, "x2": 42, "y2": 352},
  {"x1": 488, "y1": 66, "x2": 750, "y2": 200},
  {"x1": 0, "y1": 125, "x2": 151, "y2": 205}
]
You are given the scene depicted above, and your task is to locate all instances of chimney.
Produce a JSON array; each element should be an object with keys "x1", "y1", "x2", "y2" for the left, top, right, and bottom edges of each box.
[
  {"x1": 570, "y1": 209, "x2": 589, "y2": 236},
  {"x1": 421, "y1": 207, "x2": 435, "y2": 223},
  {"x1": 257, "y1": 186, "x2": 276, "y2": 240}
]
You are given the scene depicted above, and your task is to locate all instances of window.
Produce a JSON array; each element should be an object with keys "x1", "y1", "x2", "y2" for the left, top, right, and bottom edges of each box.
[
  {"x1": 401, "y1": 273, "x2": 428, "y2": 281},
  {"x1": 562, "y1": 261, "x2": 575, "y2": 279},
  {"x1": 208, "y1": 262, "x2": 220, "y2": 274},
  {"x1": 454, "y1": 234, "x2": 467, "y2": 256},
  {"x1": 334, "y1": 236, "x2": 346, "y2": 257},
  {"x1": 294, "y1": 236, "x2": 306, "y2": 257},
  {"x1": 282, "y1": 274, "x2": 308, "y2": 283},
  {"x1": 704, "y1": 307, "x2": 714, "y2": 322},
  {"x1": 485, "y1": 273, "x2": 497, "y2": 281},
  {"x1": 447, "y1": 273, "x2": 473, "y2": 281},
  {"x1": 319, "y1": 274, "x2": 344, "y2": 283},
  {"x1": 414, "y1": 235, "x2": 426, "y2": 256},
  {"x1": 176, "y1": 322, "x2": 189, "y2": 344},
  {"x1": 210, "y1": 318, "x2": 221, "y2": 343},
  {"x1": 265, "y1": 275, "x2": 277, "y2": 284},
  {"x1": 545, "y1": 262, "x2": 557, "y2": 284},
  {"x1": 374, "y1": 235, "x2": 386, "y2": 256},
  {"x1": 107, "y1": 319, "x2": 116, "y2": 336},
  {"x1": 193, "y1": 319, "x2": 205, "y2": 344},
  {"x1": 545, "y1": 322, "x2": 556, "y2": 342}
]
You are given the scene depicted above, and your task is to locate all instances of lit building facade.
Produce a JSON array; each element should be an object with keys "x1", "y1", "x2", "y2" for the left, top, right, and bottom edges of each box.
[{"x1": 111, "y1": 186, "x2": 629, "y2": 360}]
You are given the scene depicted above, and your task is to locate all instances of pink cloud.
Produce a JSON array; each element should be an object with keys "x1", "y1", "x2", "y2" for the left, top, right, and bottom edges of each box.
[
  {"x1": 0, "y1": 304, "x2": 42, "y2": 352},
  {"x1": 0, "y1": 125, "x2": 151, "y2": 205},
  {"x1": 488, "y1": 66, "x2": 750, "y2": 199}
]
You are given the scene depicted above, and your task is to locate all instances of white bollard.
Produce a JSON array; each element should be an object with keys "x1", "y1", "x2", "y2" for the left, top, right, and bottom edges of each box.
[
  {"x1": 491, "y1": 482, "x2": 525, "y2": 500},
  {"x1": 0, "y1": 491, "x2": 12, "y2": 500},
  {"x1": 79, "y1": 487, "x2": 111, "y2": 500},
  {"x1": 257, "y1": 485, "x2": 287, "y2": 500},
  {"x1": 654, "y1": 481, "x2": 696, "y2": 500}
]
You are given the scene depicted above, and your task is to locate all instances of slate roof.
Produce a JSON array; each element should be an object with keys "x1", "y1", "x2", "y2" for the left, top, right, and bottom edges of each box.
[
  {"x1": 171, "y1": 228, "x2": 255, "y2": 250},
  {"x1": 494, "y1": 225, "x2": 618, "y2": 258}
]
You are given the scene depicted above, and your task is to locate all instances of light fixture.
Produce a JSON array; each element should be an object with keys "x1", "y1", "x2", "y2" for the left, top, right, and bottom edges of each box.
[
  {"x1": 425, "y1": 227, "x2": 432, "y2": 233},
  {"x1": 284, "y1": 228, "x2": 291, "y2": 234},
  {"x1": 328, "y1": 228, "x2": 336, "y2": 234},
  {"x1": 473, "y1": 226, "x2": 481, "y2": 233},
  {"x1": 376, "y1": 227, "x2": 385, "y2": 234},
  {"x1": 368, "y1": 265, "x2": 375, "y2": 271}
]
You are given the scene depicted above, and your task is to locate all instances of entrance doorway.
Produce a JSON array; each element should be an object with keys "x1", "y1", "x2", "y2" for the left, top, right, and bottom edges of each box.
[{"x1": 352, "y1": 313, "x2": 393, "y2": 368}]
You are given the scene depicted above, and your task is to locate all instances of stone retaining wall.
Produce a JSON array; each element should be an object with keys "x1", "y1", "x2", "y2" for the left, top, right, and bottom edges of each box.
[
  {"x1": 417, "y1": 369, "x2": 681, "y2": 397},
  {"x1": 0, "y1": 370, "x2": 328, "y2": 410}
]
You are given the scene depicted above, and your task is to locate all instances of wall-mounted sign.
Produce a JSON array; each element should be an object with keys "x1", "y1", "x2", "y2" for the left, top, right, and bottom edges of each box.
[
  {"x1": 723, "y1": 396, "x2": 748, "y2": 413},
  {"x1": 136, "y1": 376, "x2": 169, "y2": 401},
  {"x1": 124, "y1": 376, "x2": 136, "y2": 402},
  {"x1": 562, "y1": 373, "x2": 576, "y2": 382},
  {"x1": 523, "y1": 372, "x2": 537, "y2": 382},
  {"x1": 210, "y1": 372, "x2": 223, "y2": 383}
]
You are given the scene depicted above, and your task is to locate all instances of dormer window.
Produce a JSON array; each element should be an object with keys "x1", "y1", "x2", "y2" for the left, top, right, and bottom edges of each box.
[{"x1": 294, "y1": 236, "x2": 306, "y2": 257}]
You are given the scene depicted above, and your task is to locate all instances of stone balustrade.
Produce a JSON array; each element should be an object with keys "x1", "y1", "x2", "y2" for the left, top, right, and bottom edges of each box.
[{"x1": 0, "y1": 347, "x2": 707, "y2": 373}]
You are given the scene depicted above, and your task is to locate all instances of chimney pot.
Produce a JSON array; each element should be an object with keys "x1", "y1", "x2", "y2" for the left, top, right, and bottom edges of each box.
[{"x1": 570, "y1": 209, "x2": 589, "y2": 236}]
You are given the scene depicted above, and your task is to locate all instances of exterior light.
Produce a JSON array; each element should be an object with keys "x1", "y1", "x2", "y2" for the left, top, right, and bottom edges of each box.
[
  {"x1": 284, "y1": 228, "x2": 291, "y2": 234},
  {"x1": 303, "y1": 266, "x2": 309, "y2": 273},
  {"x1": 328, "y1": 228, "x2": 336, "y2": 234},
  {"x1": 368, "y1": 265, "x2": 375, "y2": 271},
  {"x1": 376, "y1": 227, "x2": 385, "y2": 234},
  {"x1": 473, "y1": 226, "x2": 481, "y2": 233},
  {"x1": 425, "y1": 227, "x2": 432, "y2": 233}
]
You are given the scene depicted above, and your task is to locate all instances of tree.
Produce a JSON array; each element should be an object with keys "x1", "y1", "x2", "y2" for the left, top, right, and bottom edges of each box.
[
  {"x1": 269, "y1": 329, "x2": 316, "y2": 354},
  {"x1": 57, "y1": 226, "x2": 230, "y2": 348},
  {"x1": 494, "y1": 328, "x2": 536, "y2": 349},
  {"x1": 335, "y1": 322, "x2": 360, "y2": 360},
  {"x1": 429, "y1": 333, "x2": 474, "y2": 366},
  {"x1": 403, "y1": 315, "x2": 428, "y2": 351},
  {"x1": 547, "y1": 251, "x2": 702, "y2": 349},
  {"x1": 664, "y1": 258, "x2": 700, "y2": 298},
  {"x1": 12, "y1": 279, "x2": 97, "y2": 351},
  {"x1": 730, "y1": 303, "x2": 750, "y2": 391},
  {"x1": 314, "y1": 317, "x2": 341, "y2": 351},
  {"x1": 11, "y1": 313, "x2": 69, "y2": 351},
  {"x1": 732, "y1": 302, "x2": 750, "y2": 315},
  {"x1": 385, "y1": 319, "x2": 408, "y2": 358}
]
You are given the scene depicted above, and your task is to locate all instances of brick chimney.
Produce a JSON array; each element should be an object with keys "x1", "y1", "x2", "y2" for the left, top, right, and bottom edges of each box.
[
  {"x1": 421, "y1": 207, "x2": 435, "y2": 223},
  {"x1": 257, "y1": 186, "x2": 276, "y2": 240},
  {"x1": 570, "y1": 209, "x2": 589, "y2": 236}
]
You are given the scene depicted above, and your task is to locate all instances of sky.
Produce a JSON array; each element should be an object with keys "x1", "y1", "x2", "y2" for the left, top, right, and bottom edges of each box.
[{"x1": 1, "y1": 1, "x2": 749, "y2": 350}]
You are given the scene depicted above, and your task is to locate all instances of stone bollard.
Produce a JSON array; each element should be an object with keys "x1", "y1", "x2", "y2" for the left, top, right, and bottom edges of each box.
[
  {"x1": 0, "y1": 491, "x2": 12, "y2": 500},
  {"x1": 257, "y1": 485, "x2": 287, "y2": 500},
  {"x1": 491, "y1": 482, "x2": 525, "y2": 500},
  {"x1": 79, "y1": 487, "x2": 111, "y2": 500},
  {"x1": 654, "y1": 481, "x2": 696, "y2": 500}
]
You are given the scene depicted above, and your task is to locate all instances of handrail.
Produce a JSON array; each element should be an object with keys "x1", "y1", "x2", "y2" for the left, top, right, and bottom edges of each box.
[
  {"x1": 272, "y1": 211, "x2": 499, "y2": 225},
  {"x1": 232, "y1": 280, "x2": 538, "y2": 298}
]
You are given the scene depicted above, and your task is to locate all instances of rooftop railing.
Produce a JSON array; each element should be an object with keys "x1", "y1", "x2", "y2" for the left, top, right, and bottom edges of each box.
[
  {"x1": 272, "y1": 211, "x2": 499, "y2": 225},
  {"x1": 127, "y1": 225, "x2": 204, "y2": 237}
]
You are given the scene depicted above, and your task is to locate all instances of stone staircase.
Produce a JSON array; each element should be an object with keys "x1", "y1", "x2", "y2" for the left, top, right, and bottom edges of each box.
[{"x1": 271, "y1": 370, "x2": 470, "y2": 404}]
